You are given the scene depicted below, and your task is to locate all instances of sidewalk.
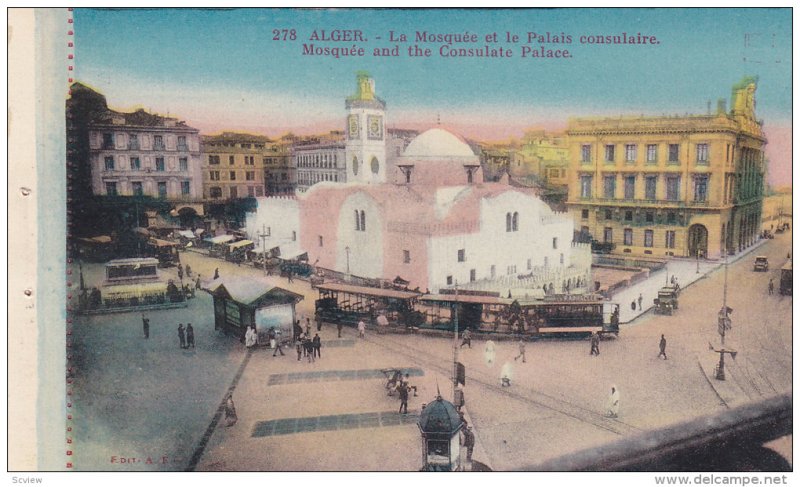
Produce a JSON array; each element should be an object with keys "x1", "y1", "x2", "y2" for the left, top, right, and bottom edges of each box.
[{"x1": 611, "y1": 239, "x2": 767, "y2": 324}]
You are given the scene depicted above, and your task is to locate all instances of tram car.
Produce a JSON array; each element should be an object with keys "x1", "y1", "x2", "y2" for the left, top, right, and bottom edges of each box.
[
  {"x1": 780, "y1": 260, "x2": 792, "y2": 296},
  {"x1": 98, "y1": 258, "x2": 181, "y2": 308},
  {"x1": 419, "y1": 292, "x2": 619, "y2": 338}
]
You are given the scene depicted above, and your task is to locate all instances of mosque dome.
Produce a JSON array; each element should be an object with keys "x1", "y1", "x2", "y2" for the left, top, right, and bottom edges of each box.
[{"x1": 403, "y1": 128, "x2": 476, "y2": 158}]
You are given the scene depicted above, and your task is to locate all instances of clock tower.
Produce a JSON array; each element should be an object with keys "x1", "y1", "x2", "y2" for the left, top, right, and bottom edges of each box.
[{"x1": 345, "y1": 71, "x2": 387, "y2": 184}]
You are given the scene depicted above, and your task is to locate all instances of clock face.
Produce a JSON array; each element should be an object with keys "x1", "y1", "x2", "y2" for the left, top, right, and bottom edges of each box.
[
  {"x1": 367, "y1": 115, "x2": 382, "y2": 140},
  {"x1": 348, "y1": 115, "x2": 359, "y2": 140}
]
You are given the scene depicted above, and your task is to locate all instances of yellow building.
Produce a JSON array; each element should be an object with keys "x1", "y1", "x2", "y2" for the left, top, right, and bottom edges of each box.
[
  {"x1": 202, "y1": 132, "x2": 273, "y2": 200},
  {"x1": 566, "y1": 77, "x2": 766, "y2": 259}
]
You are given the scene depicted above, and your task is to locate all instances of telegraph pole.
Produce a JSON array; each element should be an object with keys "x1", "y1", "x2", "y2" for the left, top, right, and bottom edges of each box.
[
  {"x1": 453, "y1": 281, "x2": 459, "y2": 405},
  {"x1": 711, "y1": 251, "x2": 735, "y2": 380},
  {"x1": 257, "y1": 224, "x2": 269, "y2": 276}
]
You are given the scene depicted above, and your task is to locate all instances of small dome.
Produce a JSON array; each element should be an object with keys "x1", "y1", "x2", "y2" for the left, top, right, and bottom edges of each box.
[
  {"x1": 403, "y1": 128, "x2": 476, "y2": 158},
  {"x1": 418, "y1": 396, "x2": 463, "y2": 435}
]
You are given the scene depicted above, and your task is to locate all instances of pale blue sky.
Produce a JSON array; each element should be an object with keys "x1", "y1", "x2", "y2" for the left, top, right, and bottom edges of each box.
[{"x1": 74, "y1": 8, "x2": 792, "y2": 182}]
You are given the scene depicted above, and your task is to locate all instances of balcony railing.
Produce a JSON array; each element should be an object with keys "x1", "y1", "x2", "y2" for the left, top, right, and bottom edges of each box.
[
  {"x1": 177, "y1": 144, "x2": 189, "y2": 151},
  {"x1": 582, "y1": 197, "x2": 709, "y2": 208},
  {"x1": 153, "y1": 143, "x2": 166, "y2": 151},
  {"x1": 128, "y1": 142, "x2": 140, "y2": 150}
]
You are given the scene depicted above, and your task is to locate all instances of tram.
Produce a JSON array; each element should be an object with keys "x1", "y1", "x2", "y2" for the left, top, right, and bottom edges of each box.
[
  {"x1": 99, "y1": 258, "x2": 182, "y2": 308},
  {"x1": 780, "y1": 260, "x2": 792, "y2": 296},
  {"x1": 419, "y1": 292, "x2": 619, "y2": 338},
  {"x1": 316, "y1": 281, "x2": 619, "y2": 338},
  {"x1": 315, "y1": 282, "x2": 423, "y2": 328}
]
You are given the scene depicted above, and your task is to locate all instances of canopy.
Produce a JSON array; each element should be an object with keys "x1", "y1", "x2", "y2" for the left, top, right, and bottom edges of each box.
[
  {"x1": 280, "y1": 247, "x2": 308, "y2": 261},
  {"x1": 316, "y1": 282, "x2": 422, "y2": 300},
  {"x1": 78, "y1": 235, "x2": 112, "y2": 244},
  {"x1": 149, "y1": 238, "x2": 178, "y2": 248},
  {"x1": 205, "y1": 234, "x2": 236, "y2": 245},
  {"x1": 211, "y1": 276, "x2": 304, "y2": 306},
  {"x1": 229, "y1": 239, "x2": 255, "y2": 250},
  {"x1": 102, "y1": 281, "x2": 168, "y2": 298},
  {"x1": 177, "y1": 230, "x2": 196, "y2": 239},
  {"x1": 421, "y1": 294, "x2": 513, "y2": 305}
]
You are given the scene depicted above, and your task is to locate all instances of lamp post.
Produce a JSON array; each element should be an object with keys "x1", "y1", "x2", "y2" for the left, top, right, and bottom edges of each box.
[
  {"x1": 696, "y1": 248, "x2": 700, "y2": 274},
  {"x1": 345, "y1": 246, "x2": 351, "y2": 279}
]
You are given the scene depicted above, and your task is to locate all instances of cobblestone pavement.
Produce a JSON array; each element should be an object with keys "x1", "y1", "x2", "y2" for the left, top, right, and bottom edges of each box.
[{"x1": 71, "y1": 231, "x2": 791, "y2": 471}]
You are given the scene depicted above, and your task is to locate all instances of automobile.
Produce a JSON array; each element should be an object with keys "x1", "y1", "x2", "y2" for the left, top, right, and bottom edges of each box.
[
  {"x1": 753, "y1": 256, "x2": 769, "y2": 272},
  {"x1": 653, "y1": 287, "x2": 679, "y2": 315}
]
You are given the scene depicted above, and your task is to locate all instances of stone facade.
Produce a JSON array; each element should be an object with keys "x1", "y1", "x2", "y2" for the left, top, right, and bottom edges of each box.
[
  {"x1": 566, "y1": 77, "x2": 767, "y2": 259},
  {"x1": 89, "y1": 109, "x2": 202, "y2": 201}
]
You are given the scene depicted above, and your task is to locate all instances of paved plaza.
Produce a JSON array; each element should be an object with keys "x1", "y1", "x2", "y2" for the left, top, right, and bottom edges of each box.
[{"x1": 70, "y1": 230, "x2": 793, "y2": 471}]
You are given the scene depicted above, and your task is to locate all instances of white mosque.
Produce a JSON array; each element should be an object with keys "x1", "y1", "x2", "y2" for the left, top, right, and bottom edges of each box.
[{"x1": 246, "y1": 73, "x2": 591, "y2": 295}]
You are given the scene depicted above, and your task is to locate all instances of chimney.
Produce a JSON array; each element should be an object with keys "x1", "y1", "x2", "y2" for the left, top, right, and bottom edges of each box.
[{"x1": 717, "y1": 98, "x2": 727, "y2": 115}]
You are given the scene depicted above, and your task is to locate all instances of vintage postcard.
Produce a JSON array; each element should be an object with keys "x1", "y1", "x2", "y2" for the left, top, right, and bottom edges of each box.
[{"x1": 7, "y1": 6, "x2": 795, "y2": 479}]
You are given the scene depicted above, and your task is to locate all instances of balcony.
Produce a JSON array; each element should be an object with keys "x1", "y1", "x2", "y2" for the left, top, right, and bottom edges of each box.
[
  {"x1": 177, "y1": 144, "x2": 189, "y2": 152},
  {"x1": 582, "y1": 197, "x2": 710, "y2": 208},
  {"x1": 153, "y1": 143, "x2": 166, "y2": 151},
  {"x1": 128, "y1": 142, "x2": 140, "y2": 150}
]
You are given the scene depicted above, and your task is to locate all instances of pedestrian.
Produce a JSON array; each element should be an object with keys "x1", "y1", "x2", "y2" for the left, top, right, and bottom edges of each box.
[
  {"x1": 590, "y1": 332, "x2": 600, "y2": 356},
  {"x1": 195, "y1": 275, "x2": 202, "y2": 290},
  {"x1": 213, "y1": 268, "x2": 219, "y2": 280},
  {"x1": 462, "y1": 426, "x2": 475, "y2": 462},
  {"x1": 178, "y1": 264, "x2": 184, "y2": 281},
  {"x1": 358, "y1": 319, "x2": 366, "y2": 338},
  {"x1": 316, "y1": 313, "x2": 322, "y2": 332},
  {"x1": 514, "y1": 339, "x2": 527, "y2": 363},
  {"x1": 768, "y1": 278, "x2": 774, "y2": 295},
  {"x1": 658, "y1": 334, "x2": 667, "y2": 360},
  {"x1": 460, "y1": 329, "x2": 472, "y2": 349},
  {"x1": 186, "y1": 323, "x2": 195, "y2": 348},
  {"x1": 500, "y1": 361, "x2": 513, "y2": 387},
  {"x1": 185, "y1": 264, "x2": 192, "y2": 278},
  {"x1": 272, "y1": 328, "x2": 285, "y2": 357},
  {"x1": 313, "y1": 333, "x2": 321, "y2": 358},
  {"x1": 606, "y1": 385, "x2": 620, "y2": 418},
  {"x1": 296, "y1": 343, "x2": 302, "y2": 361},
  {"x1": 224, "y1": 393, "x2": 238, "y2": 427},
  {"x1": 398, "y1": 381, "x2": 410, "y2": 414},
  {"x1": 337, "y1": 322, "x2": 343, "y2": 338},
  {"x1": 670, "y1": 275, "x2": 675, "y2": 285},
  {"x1": 287, "y1": 269, "x2": 294, "y2": 283},
  {"x1": 638, "y1": 293, "x2": 643, "y2": 311},
  {"x1": 304, "y1": 337, "x2": 315, "y2": 362},
  {"x1": 484, "y1": 340, "x2": 496, "y2": 367},
  {"x1": 294, "y1": 319, "x2": 302, "y2": 342},
  {"x1": 402, "y1": 373, "x2": 418, "y2": 396},
  {"x1": 245, "y1": 326, "x2": 257, "y2": 349},
  {"x1": 305, "y1": 318, "x2": 311, "y2": 336},
  {"x1": 142, "y1": 314, "x2": 150, "y2": 339},
  {"x1": 178, "y1": 323, "x2": 186, "y2": 349}
]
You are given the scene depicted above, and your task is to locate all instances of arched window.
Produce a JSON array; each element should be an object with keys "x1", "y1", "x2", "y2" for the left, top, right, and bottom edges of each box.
[
  {"x1": 355, "y1": 210, "x2": 360, "y2": 231},
  {"x1": 512, "y1": 212, "x2": 519, "y2": 231},
  {"x1": 506, "y1": 213, "x2": 512, "y2": 232},
  {"x1": 360, "y1": 210, "x2": 366, "y2": 231}
]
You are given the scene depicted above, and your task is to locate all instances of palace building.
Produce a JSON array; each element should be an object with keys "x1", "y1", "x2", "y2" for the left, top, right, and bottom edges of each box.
[{"x1": 565, "y1": 77, "x2": 766, "y2": 259}]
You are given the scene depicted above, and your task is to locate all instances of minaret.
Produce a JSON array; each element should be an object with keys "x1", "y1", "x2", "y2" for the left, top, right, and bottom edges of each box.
[{"x1": 345, "y1": 71, "x2": 387, "y2": 183}]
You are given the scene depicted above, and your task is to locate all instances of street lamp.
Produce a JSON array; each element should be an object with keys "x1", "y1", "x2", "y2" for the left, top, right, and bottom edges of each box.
[
  {"x1": 345, "y1": 246, "x2": 351, "y2": 277},
  {"x1": 696, "y1": 248, "x2": 700, "y2": 274}
]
